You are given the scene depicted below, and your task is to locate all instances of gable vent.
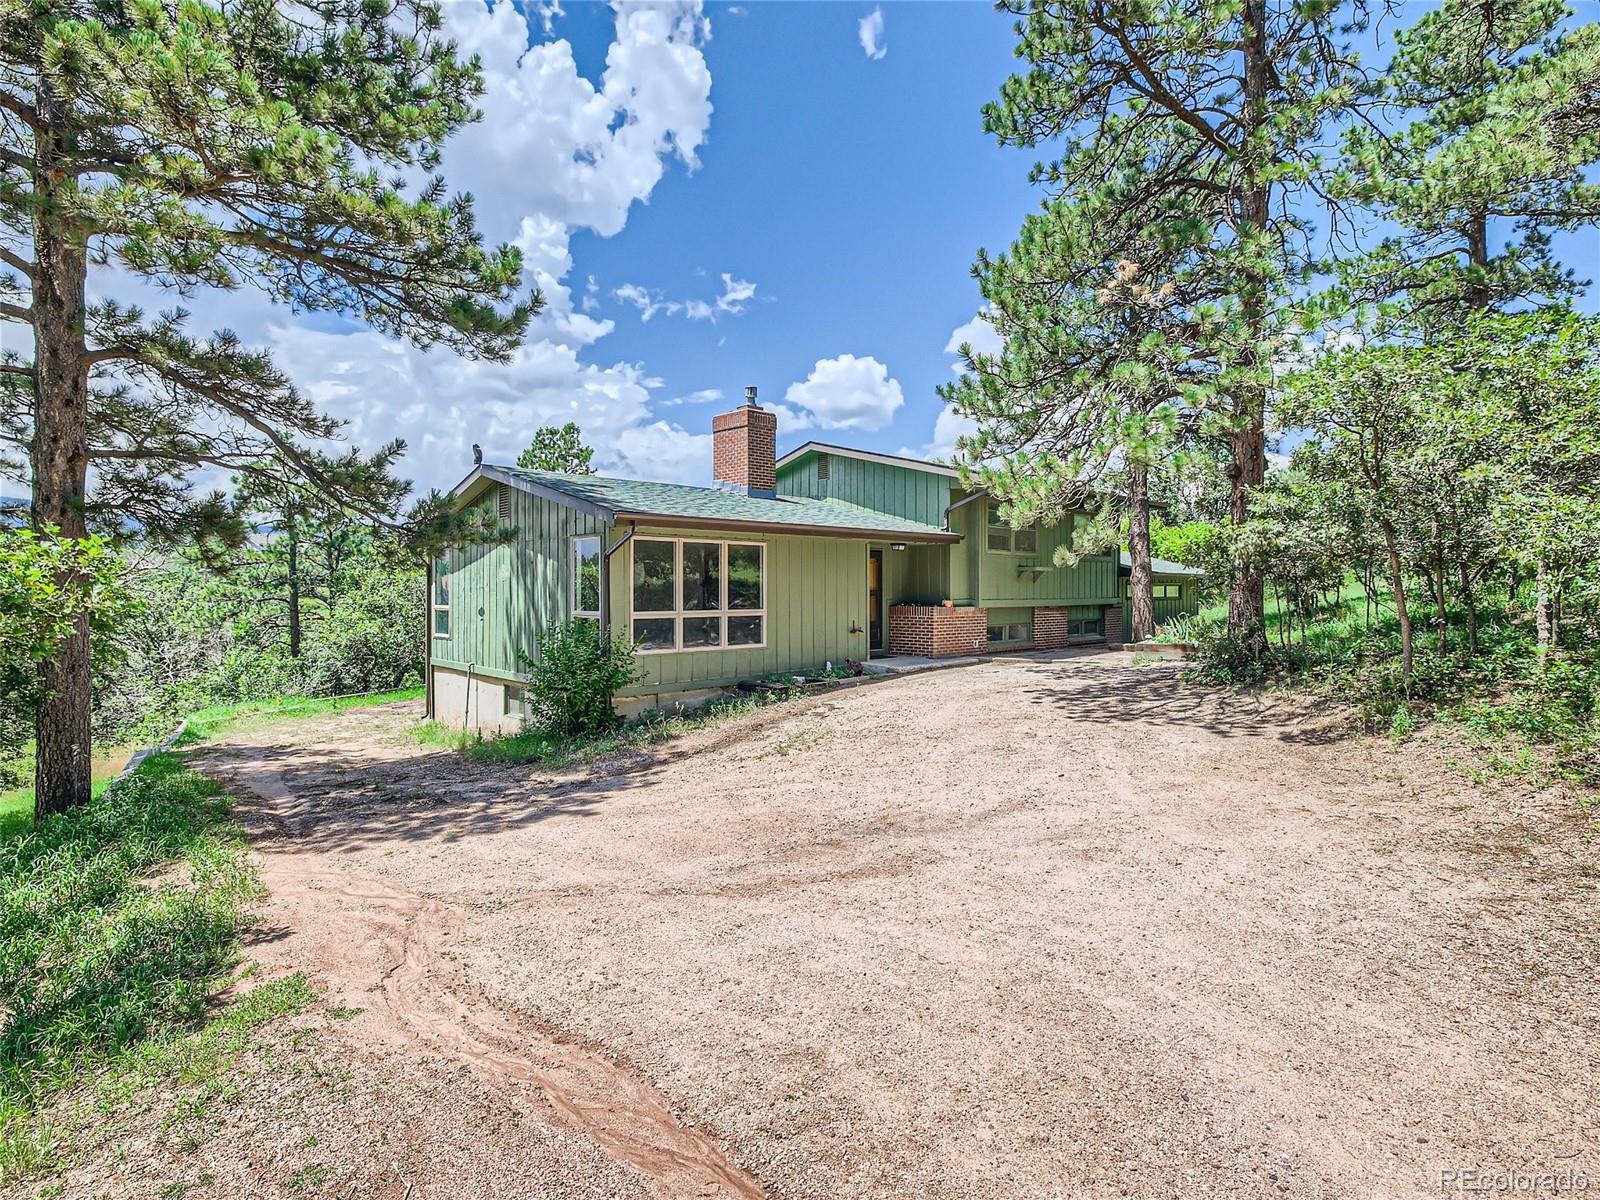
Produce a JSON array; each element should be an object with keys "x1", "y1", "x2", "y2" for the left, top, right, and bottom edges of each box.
[
  {"x1": 497, "y1": 483, "x2": 512, "y2": 525},
  {"x1": 816, "y1": 452, "x2": 830, "y2": 481}
]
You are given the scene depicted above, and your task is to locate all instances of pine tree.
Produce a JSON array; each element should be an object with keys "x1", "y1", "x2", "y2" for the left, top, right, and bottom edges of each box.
[
  {"x1": 942, "y1": 186, "x2": 1222, "y2": 642},
  {"x1": 978, "y1": 0, "x2": 1367, "y2": 650},
  {"x1": 517, "y1": 422, "x2": 595, "y2": 474},
  {"x1": 1331, "y1": 0, "x2": 1600, "y2": 326},
  {"x1": 0, "y1": 0, "x2": 537, "y2": 816}
]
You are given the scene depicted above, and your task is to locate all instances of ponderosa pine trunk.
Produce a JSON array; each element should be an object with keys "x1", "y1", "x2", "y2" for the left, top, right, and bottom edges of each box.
[
  {"x1": 30, "y1": 84, "x2": 94, "y2": 819},
  {"x1": 1126, "y1": 463, "x2": 1156, "y2": 642},
  {"x1": 1226, "y1": 0, "x2": 1270, "y2": 652},
  {"x1": 286, "y1": 518, "x2": 303, "y2": 658}
]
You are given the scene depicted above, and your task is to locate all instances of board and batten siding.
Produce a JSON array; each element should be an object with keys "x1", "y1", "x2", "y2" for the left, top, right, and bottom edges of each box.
[
  {"x1": 950, "y1": 497, "x2": 1119, "y2": 608},
  {"x1": 777, "y1": 452, "x2": 950, "y2": 528},
  {"x1": 609, "y1": 526, "x2": 870, "y2": 696},
  {"x1": 430, "y1": 482, "x2": 606, "y2": 680}
]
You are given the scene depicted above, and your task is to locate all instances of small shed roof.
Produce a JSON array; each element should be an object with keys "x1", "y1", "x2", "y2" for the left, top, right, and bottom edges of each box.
[
  {"x1": 1118, "y1": 551, "x2": 1207, "y2": 578},
  {"x1": 463, "y1": 465, "x2": 961, "y2": 542}
]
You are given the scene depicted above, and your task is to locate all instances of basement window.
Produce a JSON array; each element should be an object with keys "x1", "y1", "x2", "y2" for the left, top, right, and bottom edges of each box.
[{"x1": 1066, "y1": 608, "x2": 1103, "y2": 638}]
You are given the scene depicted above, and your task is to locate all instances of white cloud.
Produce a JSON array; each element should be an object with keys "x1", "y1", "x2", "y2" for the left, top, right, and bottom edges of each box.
[
  {"x1": 717, "y1": 273, "x2": 757, "y2": 314},
  {"x1": 944, "y1": 310, "x2": 1004, "y2": 362},
  {"x1": 858, "y1": 7, "x2": 886, "y2": 59},
  {"x1": 660, "y1": 388, "x2": 725, "y2": 407},
  {"x1": 900, "y1": 404, "x2": 976, "y2": 464},
  {"x1": 784, "y1": 354, "x2": 904, "y2": 432},
  {"x1": 263, "y1": 1, "x2": 718, "y2": 488},
  {"x1": 611, "y1": 271, "x2": 758, "y2": 323}
]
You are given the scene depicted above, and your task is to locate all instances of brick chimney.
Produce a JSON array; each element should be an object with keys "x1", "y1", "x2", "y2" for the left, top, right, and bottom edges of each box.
[{"x1": 712, "y1": 386, "x2": 778, "y2": 498}]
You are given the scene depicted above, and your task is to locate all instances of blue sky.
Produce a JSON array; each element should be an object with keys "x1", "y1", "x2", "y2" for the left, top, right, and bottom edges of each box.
[
  {"x1": 25, "y1": 0, "x2": 1595, "y2": 499},
  {"x1": 240, "y1": 0, "x2": 1040, "y2": 495},
  {"x1": 562, "y1": 1, "x2": 1033, "y2": 463}
]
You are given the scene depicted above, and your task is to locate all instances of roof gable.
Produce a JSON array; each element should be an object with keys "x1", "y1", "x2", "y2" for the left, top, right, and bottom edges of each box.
[{"x1": 776, "y1": 441, "x2": 960, "y2": 479}]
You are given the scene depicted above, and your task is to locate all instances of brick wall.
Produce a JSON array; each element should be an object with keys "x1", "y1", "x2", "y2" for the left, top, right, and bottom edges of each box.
[
  {"x1": 712, "y1": 403, "x2": 777, "y2": 495},
  {"x1": 1034, "y1": 606, "x2": 1068, "y2": 650},
  {"x1": 889, "y1": 604, "x2": 988, "y2": 657},
  {"x1": 1102, "y1": 602, "x2": 1123, "y2": 646}
]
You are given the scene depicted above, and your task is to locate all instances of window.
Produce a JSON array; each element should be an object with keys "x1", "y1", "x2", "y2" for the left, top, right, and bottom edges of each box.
[
  {"x1": 1066, "y1": 608, "x2": 1104, "y2": 638},
  {"x1": 572, "y1": 536, "x2": 601, "y2": 618},
  {"x1": 504, "y1": 684, "x2": 524, "y2": 717},
  {"x1": 986, "y1": 503, "x2": 1038, "y2": 554},
  {"x1": 631, "y1": 538, "x2": 766, "y2": 652},
  {"x1": 432, "y1": 553, "x2": 451, "y2": 638},
  {"x1": 987, "y1": 621, "x2": 1030, "y2": 644},
  {"x1": 1152, "y1": 583, "x2": 1182, "y2": 600}
]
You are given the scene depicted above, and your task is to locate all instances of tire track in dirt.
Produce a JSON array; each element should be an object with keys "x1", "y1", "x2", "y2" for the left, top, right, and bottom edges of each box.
[{"x1": 207, "y1": 753, "x2": 765, "y2": 1200}]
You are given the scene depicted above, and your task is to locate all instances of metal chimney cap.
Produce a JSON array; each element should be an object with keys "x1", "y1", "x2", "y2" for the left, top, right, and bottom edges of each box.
[{"x1": 744, "y1": 385, "x2": 759, "y2": 406}]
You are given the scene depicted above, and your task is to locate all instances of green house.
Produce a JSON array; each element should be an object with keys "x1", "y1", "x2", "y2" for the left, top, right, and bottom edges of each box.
[{"x1": 427, "y1": 396, "x2": 1200, "y2": 730}]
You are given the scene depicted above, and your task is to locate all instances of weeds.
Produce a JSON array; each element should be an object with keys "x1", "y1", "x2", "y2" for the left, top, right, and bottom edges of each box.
[
  {"x1": 0, "y1": 755, "x2": 297, "y2": 1187},
  {"x1": 419, "y1": 690, "x2": 785, "y2": 767},
  {"x1": 176, "y1": 688, "x2": 424, "y2": 747},
  {"x1": 1185, "y1": 588, "x2": 1599, "y2": 798}
]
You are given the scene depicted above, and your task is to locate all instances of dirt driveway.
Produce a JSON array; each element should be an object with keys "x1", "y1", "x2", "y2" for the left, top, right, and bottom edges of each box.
[{"x1": 193, "y1": 652, "x2": 1596, "y2": 1200}]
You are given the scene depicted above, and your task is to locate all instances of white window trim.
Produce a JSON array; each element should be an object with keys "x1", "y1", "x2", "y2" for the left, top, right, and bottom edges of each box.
[
  {"x1": 571, "y1": 535, "x2": 602, "y2": 619},
  {"x1": 630, "y1": 536, "x2": 768, "y2": 653},
  {"x1": 432, "y1": 555, "x2": 452, "y2": 639}
]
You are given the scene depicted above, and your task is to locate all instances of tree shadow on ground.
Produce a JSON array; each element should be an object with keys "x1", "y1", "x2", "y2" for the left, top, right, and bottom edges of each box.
[
  {"x1": 1012, "y1": 659, "x2": 1358, "y2": 746},
  {"x1": 191, "y1": 736, "x2": 675, "y2": 858}
]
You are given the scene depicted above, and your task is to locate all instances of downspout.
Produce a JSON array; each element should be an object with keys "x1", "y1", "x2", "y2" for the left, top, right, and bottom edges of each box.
[
  {"x1": 943, "y1": 490, "x2": 986, "y2": 607},
  {"x1": 942, "y1": 489, "x2": 985, "y2": 531}
]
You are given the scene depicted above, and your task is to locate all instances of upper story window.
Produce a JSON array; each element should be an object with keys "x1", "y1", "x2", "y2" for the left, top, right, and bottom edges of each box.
[
  {"x1": 432, "y1": 553, "x2": 451, "y2": 638},
  {"x1": 631, "y1": 538, "x2": 766, "y2": 652},
  {"x1": 572, "y1": 536, "x2": 601, "y2": 618},
  {"x1": 986, "y1": 503, "x2": 1039, "y2": 554}
]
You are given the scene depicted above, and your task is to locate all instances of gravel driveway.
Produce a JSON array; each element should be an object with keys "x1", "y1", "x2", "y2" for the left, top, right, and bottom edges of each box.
[{"x1": 196, "y1": 652, "x2": 1597, "y2": 1200}]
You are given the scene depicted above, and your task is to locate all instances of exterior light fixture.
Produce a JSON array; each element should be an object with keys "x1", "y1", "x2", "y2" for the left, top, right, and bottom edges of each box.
[{"x1": 890, "y1": 542, "x2": 908, "y2": 551}]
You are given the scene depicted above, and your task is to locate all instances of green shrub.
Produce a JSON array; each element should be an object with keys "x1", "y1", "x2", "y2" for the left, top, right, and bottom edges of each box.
[
  {"x1": 0, "y1": 755, "x2": 252, "y2": 1100},
  {"x1": 521, "y1": 620, "x2": 641, "y2": 738},
  {"x1": 1183, "y1": 621, "x2": 1285, "y2": 684}
]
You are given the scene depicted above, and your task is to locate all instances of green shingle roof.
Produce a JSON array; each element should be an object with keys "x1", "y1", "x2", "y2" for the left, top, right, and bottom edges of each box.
[
  {"x1": 487, "y1": 465, "x2": 959, "y2": 541},
  {"x1": 1119, "y1": 551, "x2": 1206, "y2": 577}
]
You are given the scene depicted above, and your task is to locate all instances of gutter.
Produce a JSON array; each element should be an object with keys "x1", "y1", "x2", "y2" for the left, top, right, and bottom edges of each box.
[
  {"x1": 608, "y1": 511, "x2": 961, "y2": 543},
  {"x1": 942, "y1": 490, "x2": 986, "y2": 531}
]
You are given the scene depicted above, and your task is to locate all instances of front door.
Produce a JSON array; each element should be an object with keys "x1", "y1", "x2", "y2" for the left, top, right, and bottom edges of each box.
[{"x1": 868, "y1": 548, "x2": 885, "y2": 653}]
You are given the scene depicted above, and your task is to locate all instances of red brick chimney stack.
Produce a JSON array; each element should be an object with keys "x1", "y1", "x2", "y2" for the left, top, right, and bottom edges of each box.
[{"x1": 712, "y1": 386, "x2": 778, "y2": 498}]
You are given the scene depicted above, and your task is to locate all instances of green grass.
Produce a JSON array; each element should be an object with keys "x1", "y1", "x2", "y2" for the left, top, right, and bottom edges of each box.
[
  {"x1": 1189, "y1": 580, "x2": 1599, "y2": 799},
  {"x1": 175, "y1": 687, "x2": 424, "y2": 747},
  {"x1": 420, "y1": 690, "x2": 782, "y2": 767},
  {"x1": 0, "y1": 753, "x2": 298, "y2": 1187}
]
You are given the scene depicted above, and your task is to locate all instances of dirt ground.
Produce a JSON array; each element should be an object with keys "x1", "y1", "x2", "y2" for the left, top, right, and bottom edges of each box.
[{"x1": 60, "y1": 652, "x2": 1600, "y2": 1198}]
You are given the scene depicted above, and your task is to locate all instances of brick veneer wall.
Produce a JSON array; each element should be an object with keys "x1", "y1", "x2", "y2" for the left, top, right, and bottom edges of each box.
[
  {"x1": 889, "y1": 605, "x2": 988, "y2": 657},
  {"x1": 712, "y1": 403, "x2": 778, "y2": 496},
  {"x1": 1034, "y1": 607, "x2": 1068, "y2": 649},
  {"x1": 1102, "y1": 602, "x2": 1123, "y2": 646}
]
